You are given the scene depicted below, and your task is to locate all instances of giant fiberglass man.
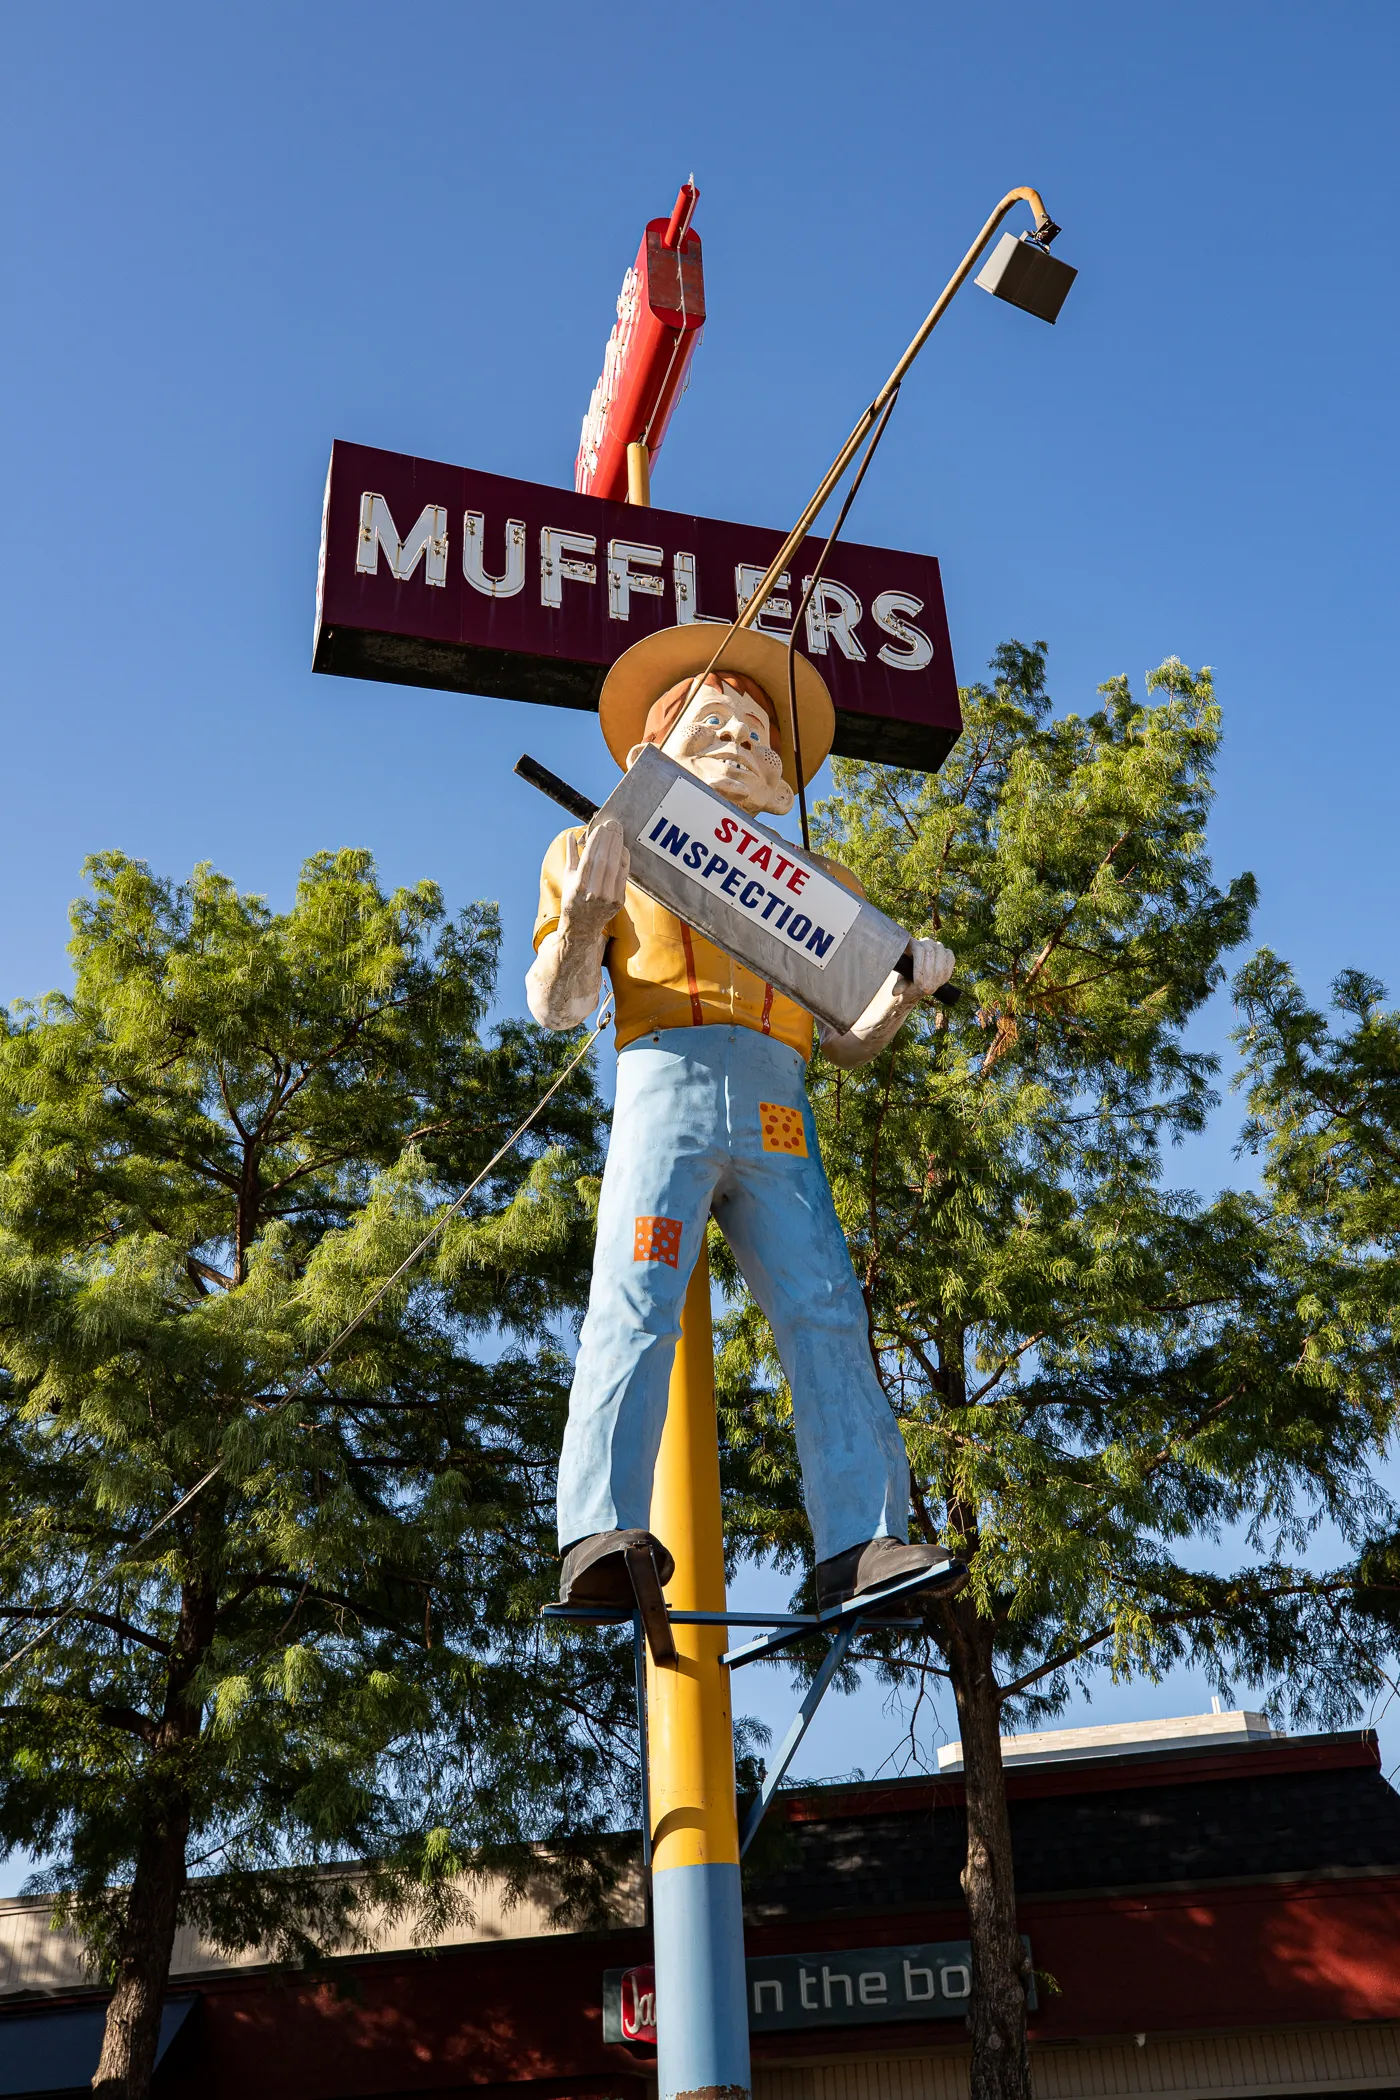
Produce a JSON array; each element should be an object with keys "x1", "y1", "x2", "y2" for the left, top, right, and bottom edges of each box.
[{"x1": 527, "y1": 623, "x2": 968, "y2": 1616}]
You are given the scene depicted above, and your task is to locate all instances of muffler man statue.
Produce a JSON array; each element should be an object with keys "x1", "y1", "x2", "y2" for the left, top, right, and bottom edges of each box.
[{"x1": 528, "y1": 624, "x2": 967, "y2": 1614}]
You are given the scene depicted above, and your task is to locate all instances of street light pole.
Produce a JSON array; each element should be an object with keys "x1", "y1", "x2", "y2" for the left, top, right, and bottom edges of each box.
[
  {"x1": 626, "y1": 440, "x2": 652, "y2": 508},
  {"x1": 619, "y1": 184, "x2": 1070, "y2": 2100}
]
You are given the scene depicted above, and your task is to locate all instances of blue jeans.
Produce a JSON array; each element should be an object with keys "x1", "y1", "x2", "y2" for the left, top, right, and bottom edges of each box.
[{"x1": 557, "y1": 1025, "x2": 909, "y2": 1564}]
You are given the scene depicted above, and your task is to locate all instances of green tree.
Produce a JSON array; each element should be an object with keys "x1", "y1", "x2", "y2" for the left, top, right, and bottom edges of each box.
[
  {"x1": 719, "y1": 648, "x2": 1400, "y2": 2100},
  {"x1": 1233, "y1": 952, "x2": 1400, "y2": 1648},
  {"x1": 0, "y1": 850, "x2": 632, "y2": 2100}
]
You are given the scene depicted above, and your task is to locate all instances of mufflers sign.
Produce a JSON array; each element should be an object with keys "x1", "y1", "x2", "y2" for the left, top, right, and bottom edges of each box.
[
  {"x1": 603, "y1": 1938, "x2": 1035, "y2": 2041},
  {"x1": 313, "y1": 440, "x2": 961, "y2": 772}
]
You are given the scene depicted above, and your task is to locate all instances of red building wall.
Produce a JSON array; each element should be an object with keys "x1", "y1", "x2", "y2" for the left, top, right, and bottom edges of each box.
[
  {"x1": 152, "y1": 1871, "x2": 1400, "y2": 2095},
  {"x1": 11, "y1": 1736, "x2": 1383, "y2": 2097}
]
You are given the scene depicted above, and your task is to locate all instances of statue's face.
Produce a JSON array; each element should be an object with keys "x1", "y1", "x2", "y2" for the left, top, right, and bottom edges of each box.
[{"x1": 627, "y1": 675, "x2": 794, "y2": 817}]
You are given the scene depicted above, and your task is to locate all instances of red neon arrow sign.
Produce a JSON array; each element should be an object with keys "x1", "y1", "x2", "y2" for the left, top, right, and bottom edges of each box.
[{"x1": 575, "y1": 181, "x2": 704, "y2": 503}]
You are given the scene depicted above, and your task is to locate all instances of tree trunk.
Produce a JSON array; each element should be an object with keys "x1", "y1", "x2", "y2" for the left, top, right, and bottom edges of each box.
[
  {"x1": 91, "y1": 1788, "x2": 190, "y2": 2099},
  {"x1": 93, "y1": 1563, "x2": 214, "y2": 2099},
  {"x1": 948, "y1": 1613, "x2": 1031, "y2": 2100}
]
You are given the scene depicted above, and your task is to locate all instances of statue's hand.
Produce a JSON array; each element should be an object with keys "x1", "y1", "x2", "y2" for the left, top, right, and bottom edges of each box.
[
  {"x1": 558, "y1": 819, "x2": 630, "y2": 942},
  {"x1": 900, "y1": 937, "x2": 955, "y2": 1002},
  {"x1": 818, "y1": 937, "x2": 957, "y2": 1069}
]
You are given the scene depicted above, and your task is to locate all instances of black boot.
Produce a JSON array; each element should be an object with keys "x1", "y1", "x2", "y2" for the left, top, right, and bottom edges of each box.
[
  {"x1": 559, "y1": 1529, "x2": 676, "y2": 1609},
  {"x1": 815, "y1": 1536, "x2": 967, "y2": 1615}
]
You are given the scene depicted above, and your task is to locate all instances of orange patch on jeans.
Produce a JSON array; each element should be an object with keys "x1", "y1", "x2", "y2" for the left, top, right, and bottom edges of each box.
[
  {"x1": 634, "y1": 1215, "x2": 683, "y2": 1266},
  {"x1": 759, "y1": 1102, "x2": 808, "y2": 1156}
]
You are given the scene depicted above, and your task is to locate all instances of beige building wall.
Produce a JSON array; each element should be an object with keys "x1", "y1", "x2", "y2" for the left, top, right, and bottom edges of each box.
[{"x1": 0, "y1": 1864, "x2": 645, "y2": 1999}]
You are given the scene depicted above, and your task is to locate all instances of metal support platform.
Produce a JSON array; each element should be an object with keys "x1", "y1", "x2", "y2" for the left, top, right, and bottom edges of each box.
[{"x1": 542, "y1": 1563, "x2": 955, "y2": 1856}]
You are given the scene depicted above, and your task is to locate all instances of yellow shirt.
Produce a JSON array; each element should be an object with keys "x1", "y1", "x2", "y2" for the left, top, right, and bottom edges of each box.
[{"x1": 533, "y1": 826, "x2": 866, "y2": 1058}]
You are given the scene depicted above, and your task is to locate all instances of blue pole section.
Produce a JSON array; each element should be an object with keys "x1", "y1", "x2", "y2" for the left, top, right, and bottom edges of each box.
[{"x1": 652, "y1": 1862, "x2": 749, "y2": 2095}]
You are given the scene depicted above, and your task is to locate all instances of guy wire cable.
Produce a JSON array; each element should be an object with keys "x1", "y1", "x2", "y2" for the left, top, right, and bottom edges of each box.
[{"x1": 0, "y1": 995, "x2": 616, "y2": 1685}]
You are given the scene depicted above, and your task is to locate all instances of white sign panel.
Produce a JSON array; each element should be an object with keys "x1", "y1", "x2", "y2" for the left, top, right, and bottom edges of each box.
[{"x1": 636, "y1": 776, "x2": 863, "y2": 971}]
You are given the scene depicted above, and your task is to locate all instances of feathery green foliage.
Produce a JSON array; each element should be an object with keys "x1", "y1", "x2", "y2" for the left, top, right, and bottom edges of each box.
[
  {"x1": 715, "y1": 643, "x2": 1400, "y2": 2100},
  {"x1": 719, "y1": 643, "x2": 1398, "y2": 1720},
  {"x1": 1234, "y1": 953, "x2": 1400, "y2": 1642},
  {"x1": 0, "y1": 850, "x2": 635, "y2": 1995}
]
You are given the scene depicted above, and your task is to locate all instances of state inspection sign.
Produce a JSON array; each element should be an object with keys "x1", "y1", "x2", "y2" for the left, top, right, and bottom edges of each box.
[
  {"x1": 596, "y1": 746, "x2": 910, "y2": 1031},
  {"x1": 313, "y1": 440, "x2": 962, "y2": 772}
]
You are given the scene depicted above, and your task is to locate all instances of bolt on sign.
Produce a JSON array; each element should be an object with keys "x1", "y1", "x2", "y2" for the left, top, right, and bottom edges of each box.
[
  {"x1": 603, "y1": 1940, "x2": 1036, "y2": 2042},
  {"x1": 313, "y1": 441, "x2": 961, "y2": 772}
]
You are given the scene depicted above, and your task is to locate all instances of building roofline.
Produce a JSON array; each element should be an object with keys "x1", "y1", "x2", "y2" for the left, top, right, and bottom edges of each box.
[{"x1": 774, "y1": 1729, "x2": 1382, "y2": 1822}]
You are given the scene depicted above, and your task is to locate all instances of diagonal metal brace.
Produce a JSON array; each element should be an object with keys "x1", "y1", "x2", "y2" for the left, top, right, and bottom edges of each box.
[
  {"x1": 627, "y1": 1544, "x2": 677, "y2": 1667},
  {"x1": 721, "y1": 1561, "x2": 949, "y2": 1669},
  {"x1": 738, "y1": 1620, "x2": 857, "y2": 1856},
  {"x1": 732, "y1": 1563, "x2": 961, "y2": 1856}
]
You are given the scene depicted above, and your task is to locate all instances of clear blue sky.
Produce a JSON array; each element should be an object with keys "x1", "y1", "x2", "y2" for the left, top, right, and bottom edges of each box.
[{"x1": 2, "y1": 3, "x2": 1398, "y2": 1821}]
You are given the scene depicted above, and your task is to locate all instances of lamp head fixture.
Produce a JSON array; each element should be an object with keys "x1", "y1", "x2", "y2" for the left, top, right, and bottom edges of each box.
[{"x1": 975, "y1": 218, "x2": 1077, "y2": 325}]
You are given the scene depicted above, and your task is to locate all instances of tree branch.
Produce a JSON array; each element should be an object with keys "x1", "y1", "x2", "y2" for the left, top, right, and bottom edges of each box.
[
  {"x1": 997, "y1": 1624, "x2": 1115, "y2": 1700},
  {"x1": 97, "y1": 1703, "x2": 158, "y2": 1743},
  {"x1": 0, "y1": 1606, "x2": 171, "y2": 1655},
  {"x1": 969, "y1": 1334, "x2": 1047, "y2": 1403}
]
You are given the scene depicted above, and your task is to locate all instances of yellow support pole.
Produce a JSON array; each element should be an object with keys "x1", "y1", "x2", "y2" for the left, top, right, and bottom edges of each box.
[
  {"x1": 647, "y1": 1244, "x2": 750, "y2": 2096},
  {"x1": 647, "y1": 1247, "x2": 737, "y2": 1864},
  {"x1": 626, "y1": 439, "x2": 652, "y2": 507}
]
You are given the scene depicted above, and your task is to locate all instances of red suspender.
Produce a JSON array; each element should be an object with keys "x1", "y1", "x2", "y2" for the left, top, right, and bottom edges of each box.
[{"x1": 679, "y1": 924, "x2": 705, "y2": 1027}]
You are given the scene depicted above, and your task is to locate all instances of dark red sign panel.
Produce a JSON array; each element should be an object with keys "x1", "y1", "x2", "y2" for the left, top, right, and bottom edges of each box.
[{"x1": 313, "y1": 441, "x2": 961, "y2": 771}]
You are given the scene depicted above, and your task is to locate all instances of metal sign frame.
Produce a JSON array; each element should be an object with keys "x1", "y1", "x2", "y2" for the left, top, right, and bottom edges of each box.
[{"x1": 592, "y1": 745, "x2": 910, "y2": 1033}]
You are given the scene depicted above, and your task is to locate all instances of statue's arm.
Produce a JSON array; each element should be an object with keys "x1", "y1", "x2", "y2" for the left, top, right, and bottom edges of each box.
[
  {"x1": 817, "y1": 938, "x2": 955, "y2": 1069},
  {"x1": 526, "y1": 820, "x2": 631, "y2": 1031}
]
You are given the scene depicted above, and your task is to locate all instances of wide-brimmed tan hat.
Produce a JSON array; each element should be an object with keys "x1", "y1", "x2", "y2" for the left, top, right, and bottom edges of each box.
[{"x1": 597, "y1": 624, "x2": 836, "y2": 790}]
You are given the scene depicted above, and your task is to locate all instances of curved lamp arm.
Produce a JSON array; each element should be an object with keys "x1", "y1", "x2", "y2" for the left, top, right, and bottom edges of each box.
[{"x1": 730, "y1": 187, "x2": 1060, "y2": 652}]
